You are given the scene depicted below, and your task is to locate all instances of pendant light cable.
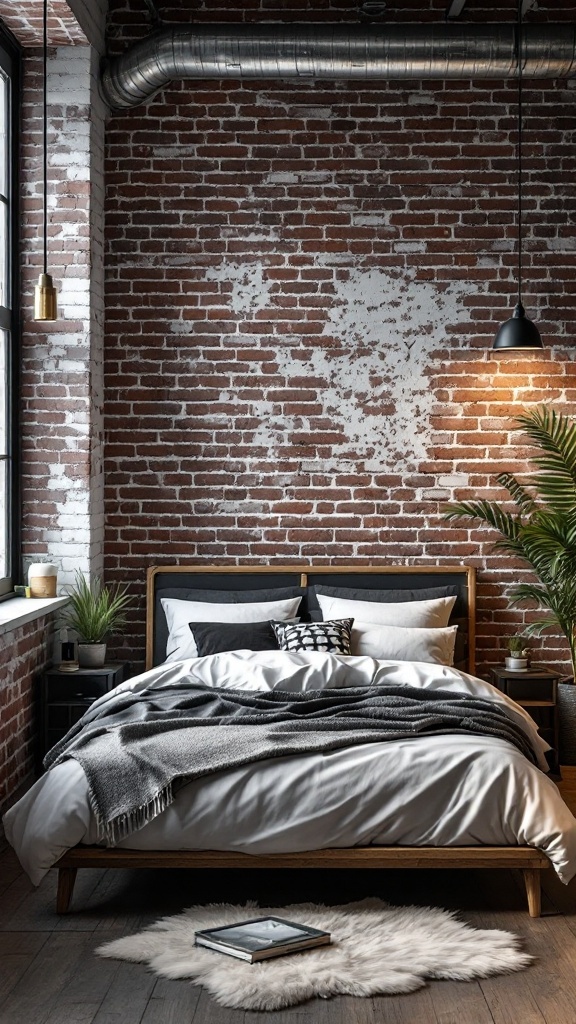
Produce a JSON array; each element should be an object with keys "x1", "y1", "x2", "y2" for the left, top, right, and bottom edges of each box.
[
  {"x1": 491, "y1": 0, "x2": 542, "y2": 350},
  {"x1": 42, "y1": 0, "x2": 48, "y2": 277},
  {"x1": 34, "y1": 0, "x2": 57, "y2": 321},
  {"x1": 516, "y1": 0, "x2": 523, "y2": 309}
]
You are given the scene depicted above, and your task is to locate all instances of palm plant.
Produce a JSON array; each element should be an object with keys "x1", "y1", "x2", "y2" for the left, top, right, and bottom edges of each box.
[
  {"x1": 62, "y1": 570, "x2": 131, "y2": 643},
  {"x1": 444, "y1": 405, "x2": 576, "y2": 679}
]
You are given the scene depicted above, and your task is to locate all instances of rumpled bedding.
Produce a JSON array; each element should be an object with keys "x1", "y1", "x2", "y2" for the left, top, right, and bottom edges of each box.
[{"x1": 4, "y1": 652, "x2": 576, "y2": 885}]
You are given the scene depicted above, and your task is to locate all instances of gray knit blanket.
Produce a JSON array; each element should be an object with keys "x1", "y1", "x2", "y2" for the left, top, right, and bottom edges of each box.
[{"x1": 43, "y1": 682, "x2": 537, "y2": 845}]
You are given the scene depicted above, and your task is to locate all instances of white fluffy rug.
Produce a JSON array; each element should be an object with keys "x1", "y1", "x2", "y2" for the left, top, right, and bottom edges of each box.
[{"x1": 96, "y1": 897, "x2": 532, "y2": 1011}]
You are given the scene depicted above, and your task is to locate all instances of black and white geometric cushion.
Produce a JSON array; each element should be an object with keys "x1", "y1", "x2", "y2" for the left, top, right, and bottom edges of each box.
[{"x1": 271, "y1": 618, "x2": 354, "y2": 654}]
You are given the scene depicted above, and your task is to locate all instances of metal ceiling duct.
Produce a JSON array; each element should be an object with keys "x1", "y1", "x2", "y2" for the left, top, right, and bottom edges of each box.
[{"x1": 101, "y1": 22, "x2": 576, "y2": 110}]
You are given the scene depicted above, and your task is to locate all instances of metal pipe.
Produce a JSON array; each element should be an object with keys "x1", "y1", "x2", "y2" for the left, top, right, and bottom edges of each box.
[{"x1": 101, "y1": 22, "x2": 576, "y2": 110}]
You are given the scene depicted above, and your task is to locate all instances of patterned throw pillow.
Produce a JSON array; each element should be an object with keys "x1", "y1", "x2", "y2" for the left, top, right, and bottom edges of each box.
[{"x1": 272, "y1": 618, "x2": 354, "y2": 654}]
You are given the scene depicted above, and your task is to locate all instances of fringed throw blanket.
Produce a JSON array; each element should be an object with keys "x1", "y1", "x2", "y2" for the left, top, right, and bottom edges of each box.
[{"x1": 44, "y1": 682, "x2": 537, "y2": 845}]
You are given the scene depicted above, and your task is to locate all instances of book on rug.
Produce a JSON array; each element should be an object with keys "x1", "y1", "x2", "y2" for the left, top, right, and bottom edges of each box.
[{"x1": 194, "y1": 915, "x2": 332, "y2": 962}]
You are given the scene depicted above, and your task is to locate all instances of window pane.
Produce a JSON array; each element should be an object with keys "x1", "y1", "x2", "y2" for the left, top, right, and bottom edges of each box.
[
  {"x1": 0, "y1": 70, "x2": 6, "y2": 198},
  {"x1": 0, "y1": 201, "x2": 6, "y2": 309},
  {"x1": 0, "y1": 329, "x2": 5, "y2": 457},
  {"x1": 0, "y1": 458, "x2": 6, "y2": 580}
]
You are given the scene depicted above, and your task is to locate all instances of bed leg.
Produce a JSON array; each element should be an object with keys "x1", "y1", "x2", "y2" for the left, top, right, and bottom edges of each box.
[
  {"x1": 57, "y1": 866, "x2": 77, "y2": 914},
  {"x1": 523, "y1": 868, "x2": 541, "y2": 918}
]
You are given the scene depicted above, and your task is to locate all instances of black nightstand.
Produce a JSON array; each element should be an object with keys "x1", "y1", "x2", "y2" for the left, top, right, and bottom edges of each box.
[
  {"x1": 41, "y1": 662, "x2": 128, "y2": 758},
  {"x1": 490, "y1": 664, "x2": 560, "y2": 773}
]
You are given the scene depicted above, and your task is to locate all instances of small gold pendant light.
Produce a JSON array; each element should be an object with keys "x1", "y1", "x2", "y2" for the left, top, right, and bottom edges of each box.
[{"x1": 34, "y1": 0, "x2": 57, "y2": 321}]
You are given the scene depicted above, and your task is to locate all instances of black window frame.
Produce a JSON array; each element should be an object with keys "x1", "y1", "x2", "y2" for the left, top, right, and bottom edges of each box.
[{"x1": 0, "y1": 21, "x2": 21, "y2": 601}]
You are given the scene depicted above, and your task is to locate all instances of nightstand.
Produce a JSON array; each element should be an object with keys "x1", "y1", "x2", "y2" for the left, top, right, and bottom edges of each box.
[
  {"x1": 41, "y1": 662, "x2": 128, "y2": 758},
  {"x1": 489, "y1": 665, "x2": 560, "y2": 774}
]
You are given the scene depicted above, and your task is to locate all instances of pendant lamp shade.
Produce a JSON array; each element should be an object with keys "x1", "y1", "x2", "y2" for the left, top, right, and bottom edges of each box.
[
  {"x1": 34, "y1": 0, "x2": 57, "y2": 322},
  {"x1": 492, "y1": 302, "x2": 542, "y2": 350},
  {"x1": 492, "y1": 4, "x2": 542, "y2": 352}
]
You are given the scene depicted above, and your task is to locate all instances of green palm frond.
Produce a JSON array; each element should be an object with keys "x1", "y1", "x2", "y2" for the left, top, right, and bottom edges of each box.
[
  {"x1": 514, "y1": 406, "x2": 576, "y2": 513},
  {"x1": 443, "y1": 406, "x2": 576, "y2": 678},
  {"x1": 443, "y1": 500, "x2": 521, "y2": 541},
  {"x1": 520, "y1": 510, "x2": 576, "y2": 579},
  {"x1": 496, "y1": 472, "x2": 537, "y2": 514}
]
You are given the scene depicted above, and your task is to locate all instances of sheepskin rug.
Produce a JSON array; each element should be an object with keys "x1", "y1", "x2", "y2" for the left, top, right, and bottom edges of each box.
[{"x1": 96, "y1": 897, "x2": 532, "y2": 1011}]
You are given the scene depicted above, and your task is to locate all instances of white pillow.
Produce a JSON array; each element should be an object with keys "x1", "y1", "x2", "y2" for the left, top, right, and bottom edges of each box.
[
  {"x1": 161, "y1": 596, "x2": 302, "y2": 662},
  {"x1": 351, "y1": 622, "x2": 458, "y2": 665},
  {"x1": 316, "y1": 593, "x2": 456, "y2": 629}
]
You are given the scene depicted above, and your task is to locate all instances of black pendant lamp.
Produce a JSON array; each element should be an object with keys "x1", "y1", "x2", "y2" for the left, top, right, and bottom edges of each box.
[
  {"x1": 492, "y1": 2, "x2": 542, "y2": 351},
  {"x1": 34, "y1": 0, "x2": 57, "y2": 321}
]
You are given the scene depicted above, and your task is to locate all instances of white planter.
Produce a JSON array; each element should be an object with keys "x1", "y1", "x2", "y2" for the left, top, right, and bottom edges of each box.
[
  {"x1": 78, "y1": 643, "x2": 107, "y2": 668},
  {"x1": 505, "y1": 656, "x2": 529, "y2": 670}
]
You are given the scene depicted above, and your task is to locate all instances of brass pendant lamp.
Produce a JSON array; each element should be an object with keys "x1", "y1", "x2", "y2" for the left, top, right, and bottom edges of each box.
[
  {"x1": 34, "y1": 0, "x2": 57, "y2": 321},
  {"x1": 492, "y1": 1, "x2": 542, "y2": 351}
]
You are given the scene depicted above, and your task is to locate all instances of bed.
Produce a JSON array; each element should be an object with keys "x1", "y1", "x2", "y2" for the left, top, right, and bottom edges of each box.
[{"x1": 5, "y1": 564, "x2": 576, "y2": 917}]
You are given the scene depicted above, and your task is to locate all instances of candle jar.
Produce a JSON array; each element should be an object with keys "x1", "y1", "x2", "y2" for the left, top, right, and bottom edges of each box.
[{"x1": 28, "y1": 562, "x2": 58, "y2": 598}]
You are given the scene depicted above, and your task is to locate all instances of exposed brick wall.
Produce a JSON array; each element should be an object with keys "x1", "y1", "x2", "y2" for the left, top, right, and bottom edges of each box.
[
  {"x1": 0, "y1": 616, "x2": 54, "y2": 813},
  {"x1": 20, "y1": 43, "x2": 106, "y2": 586},
  {"x1": 104, "y1": 1, "x2": 576, "y2": 678}
]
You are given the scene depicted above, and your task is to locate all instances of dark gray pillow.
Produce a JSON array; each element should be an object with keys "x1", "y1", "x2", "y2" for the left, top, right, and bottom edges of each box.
[
  {"x1": 308, "y1": 584, "x2": 460, "y2": 620},
  {"x1": 188, "y1": 620, "x2": 280, "y2": 656}
]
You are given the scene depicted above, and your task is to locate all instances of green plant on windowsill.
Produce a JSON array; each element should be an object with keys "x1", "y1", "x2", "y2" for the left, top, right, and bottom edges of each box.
[
  {"x1": 62, "y1": 570, "x2": 131, "y2": 668},
  {"x1": 444, "y1": 405, "x2": 576, "y2": 678}
]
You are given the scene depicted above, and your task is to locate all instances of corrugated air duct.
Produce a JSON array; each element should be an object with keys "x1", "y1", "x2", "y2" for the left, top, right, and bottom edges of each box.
[{"x1": 101, "y1": 22, "x2": 576, "y2": 110}]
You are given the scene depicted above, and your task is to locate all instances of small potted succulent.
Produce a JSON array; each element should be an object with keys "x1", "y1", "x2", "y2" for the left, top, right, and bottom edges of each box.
[
  {"x1": 61, "y1": 570, "x2": 131, "y2": 668},
  {"x1": 505, "y1": 635, "x2": 530, "y2": 671}
]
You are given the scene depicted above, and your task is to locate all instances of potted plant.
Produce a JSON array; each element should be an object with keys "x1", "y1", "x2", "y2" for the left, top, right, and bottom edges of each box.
[
  {"x1": 506, "y1": 636, "x2": 529, "y2": 671},
  {"x1": 62, "y1": 571, "x2": 131, "y2": 668},
  {"x1": 443, "y1": 405, "x2": 576, "y2": 761}
]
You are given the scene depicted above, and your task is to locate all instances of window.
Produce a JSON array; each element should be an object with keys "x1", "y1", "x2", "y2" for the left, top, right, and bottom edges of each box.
[{"x1": 0, "y1": 23, "x2": 20, "y2": 599}]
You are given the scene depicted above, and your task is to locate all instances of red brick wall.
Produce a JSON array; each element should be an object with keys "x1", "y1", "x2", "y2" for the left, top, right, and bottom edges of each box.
[
  {"x1": 103, "y1": 1, "x2": 576, "y2": 678},
  {"x1": 0, "y1": 617, "x2": 54, "y2": 813}
]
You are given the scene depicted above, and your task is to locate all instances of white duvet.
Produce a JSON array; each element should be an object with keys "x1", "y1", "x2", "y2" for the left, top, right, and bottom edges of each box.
[{"x1": 5, "y1": 652, "x2": 576, "y2": 886}]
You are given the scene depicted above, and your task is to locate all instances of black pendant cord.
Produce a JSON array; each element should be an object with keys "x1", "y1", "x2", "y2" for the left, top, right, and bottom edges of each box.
[
  {"x1": 43, "y1": 0, "x2": 48, "y2": 277},
  {"x1": 516, "y1": 0, "x2": 523, "y2": 310}
]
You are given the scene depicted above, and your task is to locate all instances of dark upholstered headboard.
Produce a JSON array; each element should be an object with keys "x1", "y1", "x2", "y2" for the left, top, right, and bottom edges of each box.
[{"x1": 146, "y1": 565, "x2": 475, "y2": 672}]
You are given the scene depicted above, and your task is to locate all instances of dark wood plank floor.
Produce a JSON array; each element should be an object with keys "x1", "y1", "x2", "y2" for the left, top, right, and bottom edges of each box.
[{"x1": 2, "y1": 772, "x2": 576, "y2": 1024}]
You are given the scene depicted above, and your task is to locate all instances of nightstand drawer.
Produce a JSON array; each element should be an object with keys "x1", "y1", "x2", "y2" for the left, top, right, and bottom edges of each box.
[
  {"x1": 47, "y1": 675, "x2": 113, "y2": 702},
  {"x1": 504, "y1": 677, "x2": 556, "y2": 704}
]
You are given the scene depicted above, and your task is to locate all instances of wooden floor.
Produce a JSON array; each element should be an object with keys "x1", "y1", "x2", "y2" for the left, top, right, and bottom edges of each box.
[{"x1": 3, "y1": 773, "x2": 576, "y2": 1024}]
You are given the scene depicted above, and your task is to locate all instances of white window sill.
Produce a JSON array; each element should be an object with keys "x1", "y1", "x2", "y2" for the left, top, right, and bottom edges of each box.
[{"x1": 0, "y1": 596, "x2": 68, "y2": 638}]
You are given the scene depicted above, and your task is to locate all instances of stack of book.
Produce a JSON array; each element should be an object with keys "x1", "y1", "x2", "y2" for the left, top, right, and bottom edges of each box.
[{"x1": 195, "y1": 915, "x2": 332, "y2": 963}]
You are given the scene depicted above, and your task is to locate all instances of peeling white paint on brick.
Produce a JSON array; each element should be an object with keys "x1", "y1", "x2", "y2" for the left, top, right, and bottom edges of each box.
[
  {"x1": 224, "y1": 262, "x2": 470, "y2": 471},
  {"x1": 438, "y1": 474, "x2": 470, "y2": 487},
  {"x1": 205, "y1": 261, "x2": 272, "y2": 315}
]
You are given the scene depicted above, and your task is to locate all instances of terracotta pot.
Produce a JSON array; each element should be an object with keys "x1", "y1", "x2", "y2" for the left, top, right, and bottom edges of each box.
[{"x1": 77, "y1": 643, "x2": 107, "y2": 668}]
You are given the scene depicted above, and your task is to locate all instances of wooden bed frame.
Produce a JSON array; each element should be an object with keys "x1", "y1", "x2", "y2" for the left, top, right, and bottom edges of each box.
[{"x1": 55, "y1": 564, "x2": 550, "y2": 916}]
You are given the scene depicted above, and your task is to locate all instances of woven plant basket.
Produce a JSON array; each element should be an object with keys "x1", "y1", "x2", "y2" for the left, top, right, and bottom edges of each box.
[{"x1": 558, "y1": 681, "x2": 576, "y2": 766}]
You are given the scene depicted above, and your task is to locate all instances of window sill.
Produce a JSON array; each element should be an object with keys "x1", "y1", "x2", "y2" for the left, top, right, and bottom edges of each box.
[{"x1": 0, "y1": 596, "x2": 68, "y2": 638}]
